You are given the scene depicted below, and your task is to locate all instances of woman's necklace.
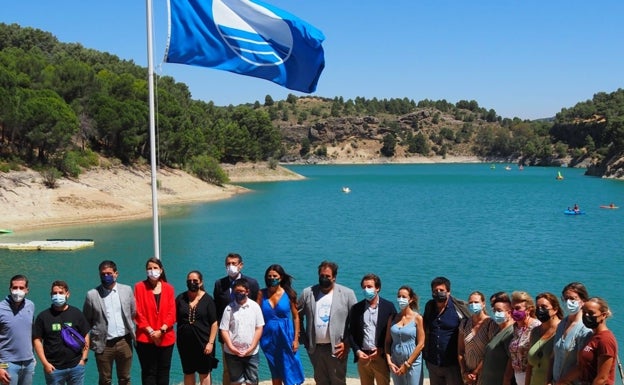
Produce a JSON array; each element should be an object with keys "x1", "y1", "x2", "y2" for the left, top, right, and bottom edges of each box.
[{"x1": 188, "y1": 292, "x2": 203, "y2": 325}]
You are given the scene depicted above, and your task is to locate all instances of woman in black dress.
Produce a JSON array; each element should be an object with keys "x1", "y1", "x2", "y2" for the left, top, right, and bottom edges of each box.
[{"x1": 176, "y1": 270, "x2": 219, "y2": 385}]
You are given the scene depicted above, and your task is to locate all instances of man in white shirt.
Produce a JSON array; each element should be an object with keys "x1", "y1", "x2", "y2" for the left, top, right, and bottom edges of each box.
[
  {"x1": 298, "y1": 261, "x2": 357, "y2": 385},
  {"x1": 220, "y1": 278, "x2": 264, "y2": 385}
]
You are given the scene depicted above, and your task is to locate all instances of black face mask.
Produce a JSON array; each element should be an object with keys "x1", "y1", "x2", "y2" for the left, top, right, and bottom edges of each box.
[
  {"x1": 265, "y1": 277, "x2": 280, "y2": 287},
  {"x1": 186, "y1": 281, "x2": 200, "y2": 292},
  {"x1": 536, "y1": 308, "x2": 551, "y2": 323},
  {"x1": 582, "y1": 313, "x2": 599, "y2": 329},
  {"x1": 432, "y1": 291, "x2": 447, "y2": 302},
  {"x1": 319, "y1": 276, "x2": 332, "y2": 289}
]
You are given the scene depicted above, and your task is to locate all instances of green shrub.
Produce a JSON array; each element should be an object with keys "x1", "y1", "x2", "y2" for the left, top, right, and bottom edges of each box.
[
  {"x1": 188, "y1": 155, "x2": 229, "y2": 186},
  {"x1": 58, "y1": 149, "x2": 100, "y2": 178},
  {"x1": 60, "y1": 152, "x2": 82, "y2": 178},
  {"x1": 314, "y1": 146, "x2": 327, "y2": 157},
  {"x1": 41, "y1": 168, "x2": 62, "y2": 189},
  {"x1": 268, "y1": 158, "x2": 278, "y2": 170}
]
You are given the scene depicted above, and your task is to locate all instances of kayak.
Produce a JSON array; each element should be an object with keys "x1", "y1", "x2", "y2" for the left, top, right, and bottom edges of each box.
[
  {"x1": 599, "y1": 205, "x2": 619, "y2": 209},
  {"x1": 564, "y1": 210, "x2": 584, "y2": 215}
]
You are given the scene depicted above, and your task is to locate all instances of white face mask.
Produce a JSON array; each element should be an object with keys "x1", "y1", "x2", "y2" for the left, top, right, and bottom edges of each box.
[
  {"x1": 147, "y1": 269, "x2": 161, "y2": 280},
  {"x1": 10, "y1": 289, "x2": 26, "y2": 303},
  {"x1": 566, "y1": 299, "x2": 581, "y2": 315},
  {"x1": 226, "y1": 264, "x2": 239, "y2": 279}
]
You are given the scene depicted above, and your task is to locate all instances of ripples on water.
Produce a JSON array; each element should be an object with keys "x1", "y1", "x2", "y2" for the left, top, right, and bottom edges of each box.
[{"x1": 1, "y1": 164, "x2": 622, "y2": 383}]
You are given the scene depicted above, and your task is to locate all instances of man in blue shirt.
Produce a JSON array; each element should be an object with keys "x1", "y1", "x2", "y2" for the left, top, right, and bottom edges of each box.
[
  {"x1": 422, "y1": 276, "x2": 470, "y2": 385},
  {"x1": 0, "y1": 274, "x2": 36, "y2": 385}
]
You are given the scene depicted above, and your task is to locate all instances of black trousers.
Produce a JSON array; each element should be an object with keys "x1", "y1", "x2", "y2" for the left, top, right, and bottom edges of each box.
[{"x1": 135, "y1": 342, "x2": 174, "y2": 385}]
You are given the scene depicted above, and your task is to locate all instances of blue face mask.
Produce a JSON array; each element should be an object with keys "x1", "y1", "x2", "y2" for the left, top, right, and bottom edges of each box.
[
  {"x1": 265, "y1": 278, "x2": 280, "y2": 287},
  {"x1": 234, "y1": 292, "x2": 247, "y2": 303},
  {"x1": 362, "y1": 288, "x2": 376, "y2": 301},
  {"x1": 100, "y1": 274, "x2": 116, "y2": 287},
  {"x1": 468, "y1": 303, "x2": 483, "y2": 315},
  {"x1": 493, "y1": 311, "x2": 508, "y2": 324},
  {"x1": 397, "y1": 297, "x2": 409, "y2": 310},
  {"x1": 51, "y1": 294, "x2": 67, "y2": 307}
]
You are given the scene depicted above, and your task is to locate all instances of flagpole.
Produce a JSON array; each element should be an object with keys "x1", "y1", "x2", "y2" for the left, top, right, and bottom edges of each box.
[{"x1": 146, "y1": 0, "x2": 161, "y2": 260}]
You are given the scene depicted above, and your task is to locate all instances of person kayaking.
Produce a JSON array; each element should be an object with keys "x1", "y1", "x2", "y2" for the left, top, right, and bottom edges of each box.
[{"x1": 573, "y1": 204, "x2": 580, "y2": 212}]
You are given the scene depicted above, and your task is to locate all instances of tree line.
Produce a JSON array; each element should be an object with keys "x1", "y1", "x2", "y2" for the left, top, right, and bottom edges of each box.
[
  {"x1": 0, "y1": 23, "x2": 282, "y2": 183},
  {"x1": 1, "y1": 23, "x2": 623, "y2": 181}
]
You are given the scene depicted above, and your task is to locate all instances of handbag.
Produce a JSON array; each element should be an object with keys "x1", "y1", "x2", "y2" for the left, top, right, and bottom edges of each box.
[{"x1": 61, "y1": 323, "x2": 86, "y2": 353}]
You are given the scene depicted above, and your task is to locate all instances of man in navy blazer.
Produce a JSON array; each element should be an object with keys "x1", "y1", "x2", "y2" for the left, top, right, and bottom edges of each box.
[
  {"x1": 298, "y1": 261, "x2": 357, "y2": 385},
  {"x1": 348, "y1": 274, "x2": 397, "y2": 385}
]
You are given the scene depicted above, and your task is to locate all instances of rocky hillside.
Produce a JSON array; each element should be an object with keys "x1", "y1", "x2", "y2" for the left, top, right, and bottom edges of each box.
[{"x1": 256, "y1": 95, "x2": 624, "y2": 178}]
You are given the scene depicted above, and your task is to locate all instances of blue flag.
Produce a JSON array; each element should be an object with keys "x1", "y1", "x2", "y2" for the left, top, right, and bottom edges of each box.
[{"x1": 165, "y1": 0, "x2": 325, "y2": 93}]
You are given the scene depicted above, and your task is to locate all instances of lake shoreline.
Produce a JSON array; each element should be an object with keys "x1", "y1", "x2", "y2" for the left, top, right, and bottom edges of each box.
[{"x1": 1, "y1": 156, "x2": 488, "y2": 232}]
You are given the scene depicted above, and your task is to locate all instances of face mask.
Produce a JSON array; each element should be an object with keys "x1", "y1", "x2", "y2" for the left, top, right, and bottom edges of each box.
[
  {"x1": 265, "y1": 278, "x2": 280, "y2": 287},
  {"x1": 147, "y1": 269, "x2": 161, "y2": 280},
  {"x1": 227, "y1": 265, "x2": 239, "y2": 279},
  {"x1": 493, "y1": 311, "x2": 508, "y2": 324},
  {"x1": 319, "y1": 276, "x2": 332, "y2": 289},
  {"x1": 536, "y1": 308, "x2": 551, "y2": 322},
  {"x1": 51, "y1": 294, "x2": 67, "y2": 307},
  {"x1": 582, "y1": 313, "x2": 599, "y2": 329},
  {"x1": 234, "y1": 292, "x2": 247, "y2": 303},
  {"x1": 10, "y1": 289, "x2": 26, "y2": 303},
  {"x1": 468, "y1": 303, "x2": 482, "y2": 315},
  {"x1": 397, "y1": 297, "x2": 409, "y2": 310},
  {"x1": 186, "y1": 281, "x2": 200, "y2": 292},
  {"x1": 362, "y1": 288, "x2": 376, "y2": 301},
  {"x1": 100, "y1": 274, "x2": 116, "y2": 287},
  {"x1": 566, "y1": 299, "x2": 581, "y2": 315},
  {"x1": 511, "y1": 309, "x2": 527, "y2": 322},
  {"x1": 432, "y1": 291, "x2": 447, "y2": 303}
]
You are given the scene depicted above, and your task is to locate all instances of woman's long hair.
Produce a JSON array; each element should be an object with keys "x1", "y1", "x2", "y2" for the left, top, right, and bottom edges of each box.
[{"x1": 265, "y1": 264, "x2": 297, "y2": 303}]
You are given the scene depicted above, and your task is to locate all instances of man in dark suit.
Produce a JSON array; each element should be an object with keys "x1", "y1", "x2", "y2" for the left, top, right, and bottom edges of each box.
[
  {"x1": 213, "y1": 253, "x2": 259, "y2": 385},
  {"x1": 349, "y1": 274, "x2": 396, "y2": 385}
]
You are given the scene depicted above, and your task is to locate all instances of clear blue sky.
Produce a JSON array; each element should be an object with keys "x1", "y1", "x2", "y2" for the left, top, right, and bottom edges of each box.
[{"x1": 3, "y1": 0, "x2": 623, "y2": 120}]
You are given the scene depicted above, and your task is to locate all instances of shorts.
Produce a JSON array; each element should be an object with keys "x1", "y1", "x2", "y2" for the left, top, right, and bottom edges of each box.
[{"x1": 224, "y1": 352, "x2": 259, "y2": 384}]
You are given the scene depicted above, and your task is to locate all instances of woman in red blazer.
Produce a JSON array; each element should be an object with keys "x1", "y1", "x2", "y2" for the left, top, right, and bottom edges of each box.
[{"x1": 134, "y1": 257, "x2": 177, "y2": 385}]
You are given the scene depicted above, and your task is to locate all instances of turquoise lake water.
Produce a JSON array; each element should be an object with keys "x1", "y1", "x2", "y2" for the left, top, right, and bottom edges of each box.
[{"x1": 1, "y1": 163, "x2": 623, "y2": 383}]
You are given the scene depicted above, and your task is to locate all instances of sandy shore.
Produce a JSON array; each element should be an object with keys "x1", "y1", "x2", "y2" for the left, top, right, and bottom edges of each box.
[
  {"x1": 0, "y1": 156, "x2": 482, "y2": 232},
  {"x1": 0, "y1": 163, "x2": 304, "y2": 232}
]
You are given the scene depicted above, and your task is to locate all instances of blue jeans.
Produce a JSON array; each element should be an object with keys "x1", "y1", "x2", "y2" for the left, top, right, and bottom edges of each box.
[
  {"x1": 7, "y1": 360, "x2": 35, "y2": 385},
  {"x1": 43, "y1": 364, "x2": 85, "y2": 385}
]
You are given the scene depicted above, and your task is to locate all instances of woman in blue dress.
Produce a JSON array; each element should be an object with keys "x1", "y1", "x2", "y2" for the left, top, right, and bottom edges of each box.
[
  {"x1": 384, "y1": 285, "x2": 425, "y2": 385},
  {"x1": 257, "y1": 264, "x2": 304, "y2": 385}
]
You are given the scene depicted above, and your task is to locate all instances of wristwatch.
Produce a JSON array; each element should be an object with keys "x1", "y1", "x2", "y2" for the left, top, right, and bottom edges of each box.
[{"x1": 81, "y1": 358, "x2": 88, "y2": 363}]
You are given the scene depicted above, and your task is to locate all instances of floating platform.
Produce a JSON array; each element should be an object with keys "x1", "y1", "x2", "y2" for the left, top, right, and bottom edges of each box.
[{"x1": 0, "y1": 239, "x2": 94, "y2": 251}]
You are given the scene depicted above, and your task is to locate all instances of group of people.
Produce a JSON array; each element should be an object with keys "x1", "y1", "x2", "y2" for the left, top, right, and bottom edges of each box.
[{"x1": 0, "y1": 256, "x2": 619, "y2": 385}]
